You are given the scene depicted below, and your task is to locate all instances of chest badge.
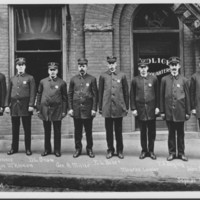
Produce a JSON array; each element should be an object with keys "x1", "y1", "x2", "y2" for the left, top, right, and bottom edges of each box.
[
  {"x1": 148, "y1": 83, "x2": 152, "y2": 87},
  {"x1": 23, "y1": 81, "x2": 27, "y2": 84},
  {"x1": 177, "y1": 84, "x2": 180, "y2": 88},
  {"x1": 117, "y1": 79, "x2": 120, "y2": 83},
  {"x1": 55, "y1": 85, "x2": 59, "y2": 89},
  {"x1": 86, "y1": 83, "x2": 90, "y2": 87}
]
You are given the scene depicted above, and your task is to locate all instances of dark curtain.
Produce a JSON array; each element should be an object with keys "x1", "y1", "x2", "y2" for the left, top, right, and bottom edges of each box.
[{"x1": 16, "y1": 7, "x2": 61, "y2": 40}]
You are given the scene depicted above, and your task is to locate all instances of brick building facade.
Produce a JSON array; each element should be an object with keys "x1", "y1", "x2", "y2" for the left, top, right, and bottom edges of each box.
[{"x1": 0, "y1": 4, "x2": 199, "y2": 136}]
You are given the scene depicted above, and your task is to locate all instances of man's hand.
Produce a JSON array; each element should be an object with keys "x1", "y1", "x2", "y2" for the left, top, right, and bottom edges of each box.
[
  {"x1": 132, "y1": 110, "x2": 138, "y2": 116},
  {"x1": 68, "y1": 109, "x2": 74, "y2": 117},
  {"x1": 28, "y1": 107, "x2": 34, "y2": 112},
  {"x1": 160, "y1": 113, "x2": 165, "y2": 120},
  {"x1": 186, "y1": 114, "x2": 190, "y2": 120},
  {"x1": 62, "y1": 113, "x2": 66, "y2": 118},
  {"x1": 91, "y1": 110, "x2": 96, "y2": 117},
  {"x1": 155, "y1": 108, "x2": 160, "y2": 115},
  {"x1": 4, "y1": 107, "x2": 10, "y2": 114},
  {"x1": 192, "y1": 109, "x2": 196, "y2": 115}
]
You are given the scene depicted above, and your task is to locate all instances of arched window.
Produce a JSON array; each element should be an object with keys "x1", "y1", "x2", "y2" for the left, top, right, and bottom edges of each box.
[{"x1": 133, "y1": 4, "x2": 179, "y2": 29}]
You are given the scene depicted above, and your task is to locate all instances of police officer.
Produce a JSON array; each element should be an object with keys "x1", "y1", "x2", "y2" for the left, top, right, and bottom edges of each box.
[
  {"x1": 99, "y1": 56, "x2": 129, "y2": 159},
  {"x1": 130, "y1": 59, "x2": 159, "y2": 160},
  {"x1": 68, "y1": 58, "x2": 98, "y2": 158},
  {"x1": 160, "y1": 56, "x2": 190, "y2": 161},
  {"x1": 36, "y1": 62, "x2": 68, "y2": 157},
  {"x1": 5, "y1": 57, "x2": 36, "y2": 156},
  {"x1": 190, "y1": 60, "x2": 200, "y2": 128},
  {"x1": 0, "y1": 72, "x2": 6, "y2": 116}
]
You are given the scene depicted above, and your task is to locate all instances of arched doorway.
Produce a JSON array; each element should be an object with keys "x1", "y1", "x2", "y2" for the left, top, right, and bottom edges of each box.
[{"x1": 132, "y1": 4, "x2": 180, "y2": 130}]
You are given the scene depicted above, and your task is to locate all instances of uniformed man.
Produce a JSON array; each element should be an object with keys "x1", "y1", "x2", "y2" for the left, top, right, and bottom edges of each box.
[
  {"x1": 99, "y1": 56, "x2": 129, "y2": 159},
  {"x1": 160, "y1": 56, "x2": 190, "y2": 161},
  {"x1": 130, "y1": 59, "x2": 159, "y2": 160},
  {"x1": 36, "y1": 62, "x2": 68, "y2": 157},
  {"x1": 68, "y1": 58, "x2": 98, "y2": 158},
  {"x1": 5, "y1": 57, "x2": 36, "y2": 156},
  {"x1": 0, "y1": 72, "x2": 6, "y2": 116},
  {"x1": 190, "y1": 60, "x2": 200, "y2": 128}
]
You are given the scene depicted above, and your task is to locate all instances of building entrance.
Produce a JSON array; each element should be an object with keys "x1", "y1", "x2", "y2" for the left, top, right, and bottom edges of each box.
[
  {"x1": 132, "y1": 4, "x2": 180, "y2": 130},
  {"x1": 134, "y1": 33, "x2": 179, "y2": 130}
]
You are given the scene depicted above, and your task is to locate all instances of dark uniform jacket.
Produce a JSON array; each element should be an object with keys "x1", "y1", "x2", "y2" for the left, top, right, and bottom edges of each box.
[
  {"x1": 36, "y1": 77, "x2": 68, "y2": 121},
  {"x1": 68, "y1": 73, "x2": 98, "y2": 119},
  {"x1": 98, "y1": 70, "x2": 129, "y2": 118},
  {"x1": 5, "y1": 73, "x2": 36, "y2": 116},
  {"x1": 160, "y1": 74, "x2": 190, "y2": 122},
  {"x1": 190, "y1": 72, "x2": 200, "y2": 118},
  {"x1": 130, "y1": 74, "x2": 159, "y2": 121},
  {"x1": 0, "y1": 73, "x2": 6, "y2": 115}
]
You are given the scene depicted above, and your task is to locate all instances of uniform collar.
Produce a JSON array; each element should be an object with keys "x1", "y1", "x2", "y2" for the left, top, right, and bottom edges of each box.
[
  {"x1": 139, "y1": 74, "x2": 149, "y2": 79},
  {"x1": 79, "y1": 73, "x2": 87, "y2": 79},
  {"x1": 16, "y1": 72, "x2": 26, "y2": 77},
  {"x1": 48, "y1": 76, "x2": 58, "y2": 81},
  {"x1": 107, "y1": 70, "x2": 118, "y2": 75},
  {"x1": 170, "y1": 73, "x2": 180, "y2": 80}
]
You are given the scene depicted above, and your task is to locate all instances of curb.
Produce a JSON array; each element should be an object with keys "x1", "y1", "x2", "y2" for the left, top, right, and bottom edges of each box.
[{"x1": 0, "y1": 173, "x2": 200, "y2": 191}]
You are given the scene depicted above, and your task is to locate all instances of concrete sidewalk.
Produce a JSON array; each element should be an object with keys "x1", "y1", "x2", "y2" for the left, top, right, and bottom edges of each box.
[{"x1": 0, "y1": 132, "x2": 200, "y2": 191}]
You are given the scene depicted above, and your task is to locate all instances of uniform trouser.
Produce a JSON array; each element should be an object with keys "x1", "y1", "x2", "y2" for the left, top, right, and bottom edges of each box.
[
  {"x1": 73, "y1": 118, "x2": 93, "y2": 151},
  {"x1": 139, "y1": 119, "x2": 156, "y2": 153},
  {"x1": 43, "y1": 121, "x2": 61, "y2": 153},
  {"x1": 105, "y1": 117, "x2": 123, "y2": 153},
  {"x1": 11, "y1": 116, "x2": 31, "y2": 152},
  {"x1": 166, "y1": 121, "x2": 185, "y2": 156}
]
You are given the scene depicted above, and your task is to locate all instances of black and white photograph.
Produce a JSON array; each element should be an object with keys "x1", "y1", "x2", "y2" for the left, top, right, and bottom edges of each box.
[{"x1": 0, "y1": 0, "x2": 200, "y2": 198}]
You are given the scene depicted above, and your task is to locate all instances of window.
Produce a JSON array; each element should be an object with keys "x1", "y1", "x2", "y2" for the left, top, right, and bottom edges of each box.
[
  {"x1": 134, "y1": 4, "x2": 179, "y2": 29},
  {"x1": 13, "y1": 5, "x2": 64, "y2": 88}
]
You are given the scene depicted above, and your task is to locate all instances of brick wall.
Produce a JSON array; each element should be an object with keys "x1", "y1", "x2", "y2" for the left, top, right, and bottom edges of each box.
[
  {"x1": 0, "y1": 5, "x2": 12, "y2": 135},
  {"x1": 85, "y1": 31, "x2": 113, "y2": 131},
  {"x1": 183, "y1": 25, "x2": 197, "y2": 132}
]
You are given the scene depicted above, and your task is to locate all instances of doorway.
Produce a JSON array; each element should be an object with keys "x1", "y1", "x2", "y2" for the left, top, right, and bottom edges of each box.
[
  {"x1": 132, "y1": 4, "x2": 180, "y2": 130},
  {"x1": 134, "y1": 33, "x2": 179, "y2": 130}
]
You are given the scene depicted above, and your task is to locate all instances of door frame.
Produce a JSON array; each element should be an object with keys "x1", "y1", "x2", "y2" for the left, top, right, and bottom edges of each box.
[{"x1": 130, "y1": 22, "x2": 183, "y2": 131}]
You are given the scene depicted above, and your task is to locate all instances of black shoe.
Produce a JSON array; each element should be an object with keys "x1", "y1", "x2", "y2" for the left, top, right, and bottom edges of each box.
[
  {"x1": 167, "y1": 154, "x2": 175, "y2": 161},
  {"x1": 26, "y1": 150, "x2": 32, "y2": 156},
  {"x1": 118, "y1": 151, "x2": 124, "y2": 159},
  {"x1": 139, "y1": 152, "x2": 146, "y2": 159},
  {"x1": 73, "y1": 150, "x2": 81, "y2": 158},
  {"x1": 41, "y1": 151, "x2": 51, "y2": 157},
  {"x1": 150, "y1": 152, "x2": 156, "y2": 160},
  {"x1": 7, "y1": 149, "x2": 17, "y2": 155},
  {"x1": 87, "y1": 149, "x2": 95, "y2": 158},
  {"x1": 106, "y1": 151, "x2": 113, "y2": 159},
  {"x1": 55, "y1": 152, "x2": 61, "y2": 157},
  {"x1": 178, "y1": 154, "x2": 188, "y2": 161}
]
